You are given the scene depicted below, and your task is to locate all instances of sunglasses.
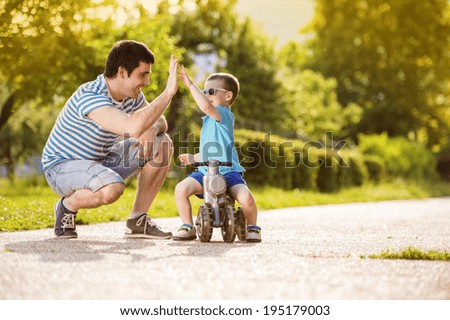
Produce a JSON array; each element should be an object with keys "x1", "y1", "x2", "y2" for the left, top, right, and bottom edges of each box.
[{"x1": 202, "y1": 88, "x2": 229, "y2": 96}]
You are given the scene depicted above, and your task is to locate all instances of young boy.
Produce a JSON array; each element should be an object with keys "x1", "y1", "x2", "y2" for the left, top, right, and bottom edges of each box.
[{"x1": 173, "y1": 66, "x2": 262, "y2": 242}]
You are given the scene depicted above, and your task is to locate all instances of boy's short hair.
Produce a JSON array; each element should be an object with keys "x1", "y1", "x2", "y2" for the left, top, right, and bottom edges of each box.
[
  {"x1": 104, "y1": 40, "x2": 155, "y2": 78},
  {"x1": 206, "y1": 73, "x2": 240, "y2": 105}
]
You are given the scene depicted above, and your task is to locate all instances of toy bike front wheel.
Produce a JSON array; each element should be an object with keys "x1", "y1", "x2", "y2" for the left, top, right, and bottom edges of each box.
[{"x1": 196, "y1": 204, "x2": 213, "y2": 242}]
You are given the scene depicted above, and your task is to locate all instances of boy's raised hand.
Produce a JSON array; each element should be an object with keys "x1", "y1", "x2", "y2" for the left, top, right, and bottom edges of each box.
[{"x1": 179, "y1": 65, "x2": 193, "y2": 88}]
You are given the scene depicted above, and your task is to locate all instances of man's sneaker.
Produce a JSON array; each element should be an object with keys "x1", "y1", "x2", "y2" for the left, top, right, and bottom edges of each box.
[
  {"x1": 246, "y1": 225, "x2": 262, "y2": 243},
  {"x1": 173, "y1": 224, "x2": 197, "y2": 241},
  {"x1": 54, "y1": 198, "x2": 78, "y2": 239},
  {"x1": 124, "y1": 213, "x2": 172, "y2": 239}
]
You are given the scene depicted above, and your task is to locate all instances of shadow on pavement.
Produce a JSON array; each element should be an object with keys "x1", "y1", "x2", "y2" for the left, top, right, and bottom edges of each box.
[
  {"x1": 168, "y1": 240, "x2": 257, "y2": 257},
  {"x1": 3, "y1": 239, "x2": 155, "y2": 263}
]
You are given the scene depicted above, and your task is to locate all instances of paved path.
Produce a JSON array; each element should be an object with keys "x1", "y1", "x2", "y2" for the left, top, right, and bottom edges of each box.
[{"x1": 0, "y1": 198, "x2": 449, "y2": 300}]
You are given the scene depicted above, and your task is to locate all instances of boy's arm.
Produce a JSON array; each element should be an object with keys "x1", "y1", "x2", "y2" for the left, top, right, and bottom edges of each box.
[
  {"x1": 179, "y1": 65, "x2": 221, "y2": 121},
  {"x1": 178, "y1": 153, "x2": 201, "y2": 166}
]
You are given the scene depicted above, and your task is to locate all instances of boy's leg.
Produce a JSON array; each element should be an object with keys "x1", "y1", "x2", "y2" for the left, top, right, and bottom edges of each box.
[
  {"x1": 174, "y1": 177, "x2": 203, "y2": 226},
  {"x1": 173, "y1": 175, "x2": 203, "y2": 241},
  {"x1": 227, "y1": 184, "x2": 258, "y2": 226}
]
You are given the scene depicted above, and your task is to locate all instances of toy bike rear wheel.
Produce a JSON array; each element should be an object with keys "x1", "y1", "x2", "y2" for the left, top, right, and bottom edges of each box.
[
  {"x1": 221, "y1": 205, "x2": 236, "y2": 243},
  {"x1": 236, "y1": 207, "x2": 247, "y2": 241},
  {"x1": 196, "y1": 204, "x2": 213, "y2": 242}
]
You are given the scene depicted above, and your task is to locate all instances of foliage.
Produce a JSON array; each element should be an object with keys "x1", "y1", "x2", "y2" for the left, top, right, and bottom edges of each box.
[
  {"x1": 156, "y1": 0, "x2": 241, "y2": 136},
  {"x1": 315, "y1": 150, "x2": 341, "y2": 192},
  {"x1": 277, "y1": 65, "x2": 363, "y2": 140},
  {"x1": 0, "y1": 0, "x2": 117, "y2": 125},
  {"x1": 306, "y1": 0, "x2": 450, "y2": 149},
  {"x1": 106, "y1": 5, "x2": 184, "y2": 101},
  {"x1": 154, "y1": 0, "x2": 289, "y2": 135},
  {"x1": 232, "y1": 129, "x2": 370, "y2": 191},
  {"x1": 1, "y1": 177, "x2": 449, "y2": 232},
  {"x1": 225, "y1": 18, "x2": 287, "y2": 132},
  {"x1": 363, "y1": 155, "x2": 385, "y2": 183},
  {"x1": 0, "y1": 100, "x2": 57, "y2": 180},
  {"x1": 0, "y1": 0, "x2": 119, "y2": 177},
  {"x1": 0, "y1": 0, "x2": 182, "y2": 178},
  {"x1": 1, "y1": 0, "x2": 447, "y2": 186},
  {"x1": 358, "y1": 133, "x2": 438, "y2": 180},
  {"x1": 366, "y1": 247, "x2": 450, "y2": 261},
  {"x1": 338, "y1": 152, "x2": 369, "y2": 188}
]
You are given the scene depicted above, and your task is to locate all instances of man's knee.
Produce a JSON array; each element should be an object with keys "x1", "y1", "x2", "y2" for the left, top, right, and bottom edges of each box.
[
  {"x1": 151, "y1": 133, "x2": 173, "y2": 167},
  {"x1": 159, "y1": 133, "x2": 173, "y2": 155},
  {"x1": 98, "y1": 182, "x2": 125, "y2": 205}
]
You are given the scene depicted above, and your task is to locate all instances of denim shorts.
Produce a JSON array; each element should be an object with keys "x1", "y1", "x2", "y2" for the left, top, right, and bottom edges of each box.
[
  {"x1": 188, "y1": 171, "x2": 246, "y2": 198},
  {"x1": 188, "y1": 171, "x2": 246, "y2": 187},
  {"x1": 44, "y1": 135, "x2": 163, "y2": 197}
]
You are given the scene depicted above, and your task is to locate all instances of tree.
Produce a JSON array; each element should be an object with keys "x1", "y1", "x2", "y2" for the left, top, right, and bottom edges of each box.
[
  {"x1": 153, "y1": 0, "x2": 241, "y2": 136},
  {"x1": 0, "y1": 0, "x2": 121, "y2": 178},
  {"x1": 277, "y1": 40, "x2": 362, "y2": 141},
  {"x1": 0, "y1": 0, "x2": 117, "y2": 130},
  {"x1": 154, "y1": 0, "x2": 288, "y2": 135},
  {"x1": 280, "y1": 68, "x2": 362, "y2": 141},
  {"x1": 225, "y1": 18, "x2": 287, "y2": 132},
  {"x1": 306, "y1": 0, "x2": 450, "y2": 148}
]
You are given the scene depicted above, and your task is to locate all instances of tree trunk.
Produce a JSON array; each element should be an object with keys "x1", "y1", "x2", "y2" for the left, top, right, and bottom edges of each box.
[
  {"x1": 0, "y1": 93, "x2": 15, "y2": 132},
  {"x1": 3, "y1": 143, "x2": 15, "y2": 183}
]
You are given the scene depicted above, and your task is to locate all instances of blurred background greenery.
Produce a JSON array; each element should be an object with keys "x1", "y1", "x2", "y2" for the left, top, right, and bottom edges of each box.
[{"x1": 0, "y1": 0, "x2": 449, "y2": 189}]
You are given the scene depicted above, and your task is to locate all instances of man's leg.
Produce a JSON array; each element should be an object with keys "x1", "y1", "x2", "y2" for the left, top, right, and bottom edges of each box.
[
  {"x1": 45, "y1": 160, "x2": 126, "y2": 239},
  {"x1": 123, "y1": 133, "x2": 174, "y2": 239},
  {"x1": 131, "y1": 133, "x2": 173, "y2": 214},
  {"x1": 63, "y1": 183, "x2": 124, "y2": 212}
]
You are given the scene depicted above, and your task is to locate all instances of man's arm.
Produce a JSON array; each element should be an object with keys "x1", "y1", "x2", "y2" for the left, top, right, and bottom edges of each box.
[
  {"x1": 88, "y1": 56, "x2": 178, "y2": 138},
  {"x1": 151, "y1": 115, "x2": 168, "y2": 134}
]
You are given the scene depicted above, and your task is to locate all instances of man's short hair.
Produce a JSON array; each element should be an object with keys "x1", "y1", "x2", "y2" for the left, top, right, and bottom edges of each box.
[
  {"x1": 206, "y1": 73, "x2": 240, "y2": 105},
  {"x1": 104, "y1": 40, "x2": 155, "y2": 78}
]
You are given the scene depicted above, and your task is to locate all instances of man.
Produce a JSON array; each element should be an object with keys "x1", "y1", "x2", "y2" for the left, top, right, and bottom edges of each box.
[{"x1": 41, "y1": 40, "x2": 178, "y2": 239}]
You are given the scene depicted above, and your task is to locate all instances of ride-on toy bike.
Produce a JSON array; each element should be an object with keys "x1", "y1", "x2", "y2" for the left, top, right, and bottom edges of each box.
[{"x1": 190, "y1": 160, "x2": 247, "y2": 243}]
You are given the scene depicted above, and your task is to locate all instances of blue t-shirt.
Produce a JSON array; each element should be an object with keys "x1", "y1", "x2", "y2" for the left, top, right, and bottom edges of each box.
[
  {"x1": 41, "y1": 74, "x2": 145, "y2": 170},
  {"x1": 198, "y1": 106, "x2": 244, "y2": 175}
]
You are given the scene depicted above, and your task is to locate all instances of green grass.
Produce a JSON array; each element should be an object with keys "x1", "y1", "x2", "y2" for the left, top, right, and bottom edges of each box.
[
  {"x1": 365, "y1": 247, "x2": 450, "y2": 261},
  {"x1": 0, "y1": 177, "x2": 449, "y2": 232}
]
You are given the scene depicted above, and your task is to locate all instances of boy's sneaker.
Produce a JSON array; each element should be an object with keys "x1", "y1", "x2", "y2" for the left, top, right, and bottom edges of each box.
[
  {"x1": 54, "y1": 198, "x2": 78, "y2": 239},
  {"x1": 246, "y1": 225, "x2": 262, "y2": 243},
  {"x1": 124, "y1": 213, "x2": 172, "y2": 239},
  {"x1": 173, "y1": 224, "x2": 197, "y2": 241}
]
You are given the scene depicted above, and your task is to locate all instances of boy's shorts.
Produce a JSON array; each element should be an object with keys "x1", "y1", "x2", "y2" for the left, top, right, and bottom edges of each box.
[
  {"x1": 44, "y1": 135, "x2": 164, "y2": 197},
  {"x1": 188, "y1": 171, "x2": 246, "y2": 198}
]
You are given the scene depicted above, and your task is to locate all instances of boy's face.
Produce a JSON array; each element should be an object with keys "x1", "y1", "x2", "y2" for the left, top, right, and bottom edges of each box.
[{"x1": 203, "y1": 79, "x2": 232, "y2": 107}]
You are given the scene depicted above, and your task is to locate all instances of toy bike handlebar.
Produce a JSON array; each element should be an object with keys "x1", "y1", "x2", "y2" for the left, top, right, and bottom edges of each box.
[{"x1": 190, "y1": 160, "x2": 233, "y2": 167}]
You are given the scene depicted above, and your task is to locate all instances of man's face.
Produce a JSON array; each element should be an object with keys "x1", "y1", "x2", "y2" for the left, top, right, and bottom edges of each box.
[{"x1": 121, "y1": 61, "x2": 151, "y2": 99}]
